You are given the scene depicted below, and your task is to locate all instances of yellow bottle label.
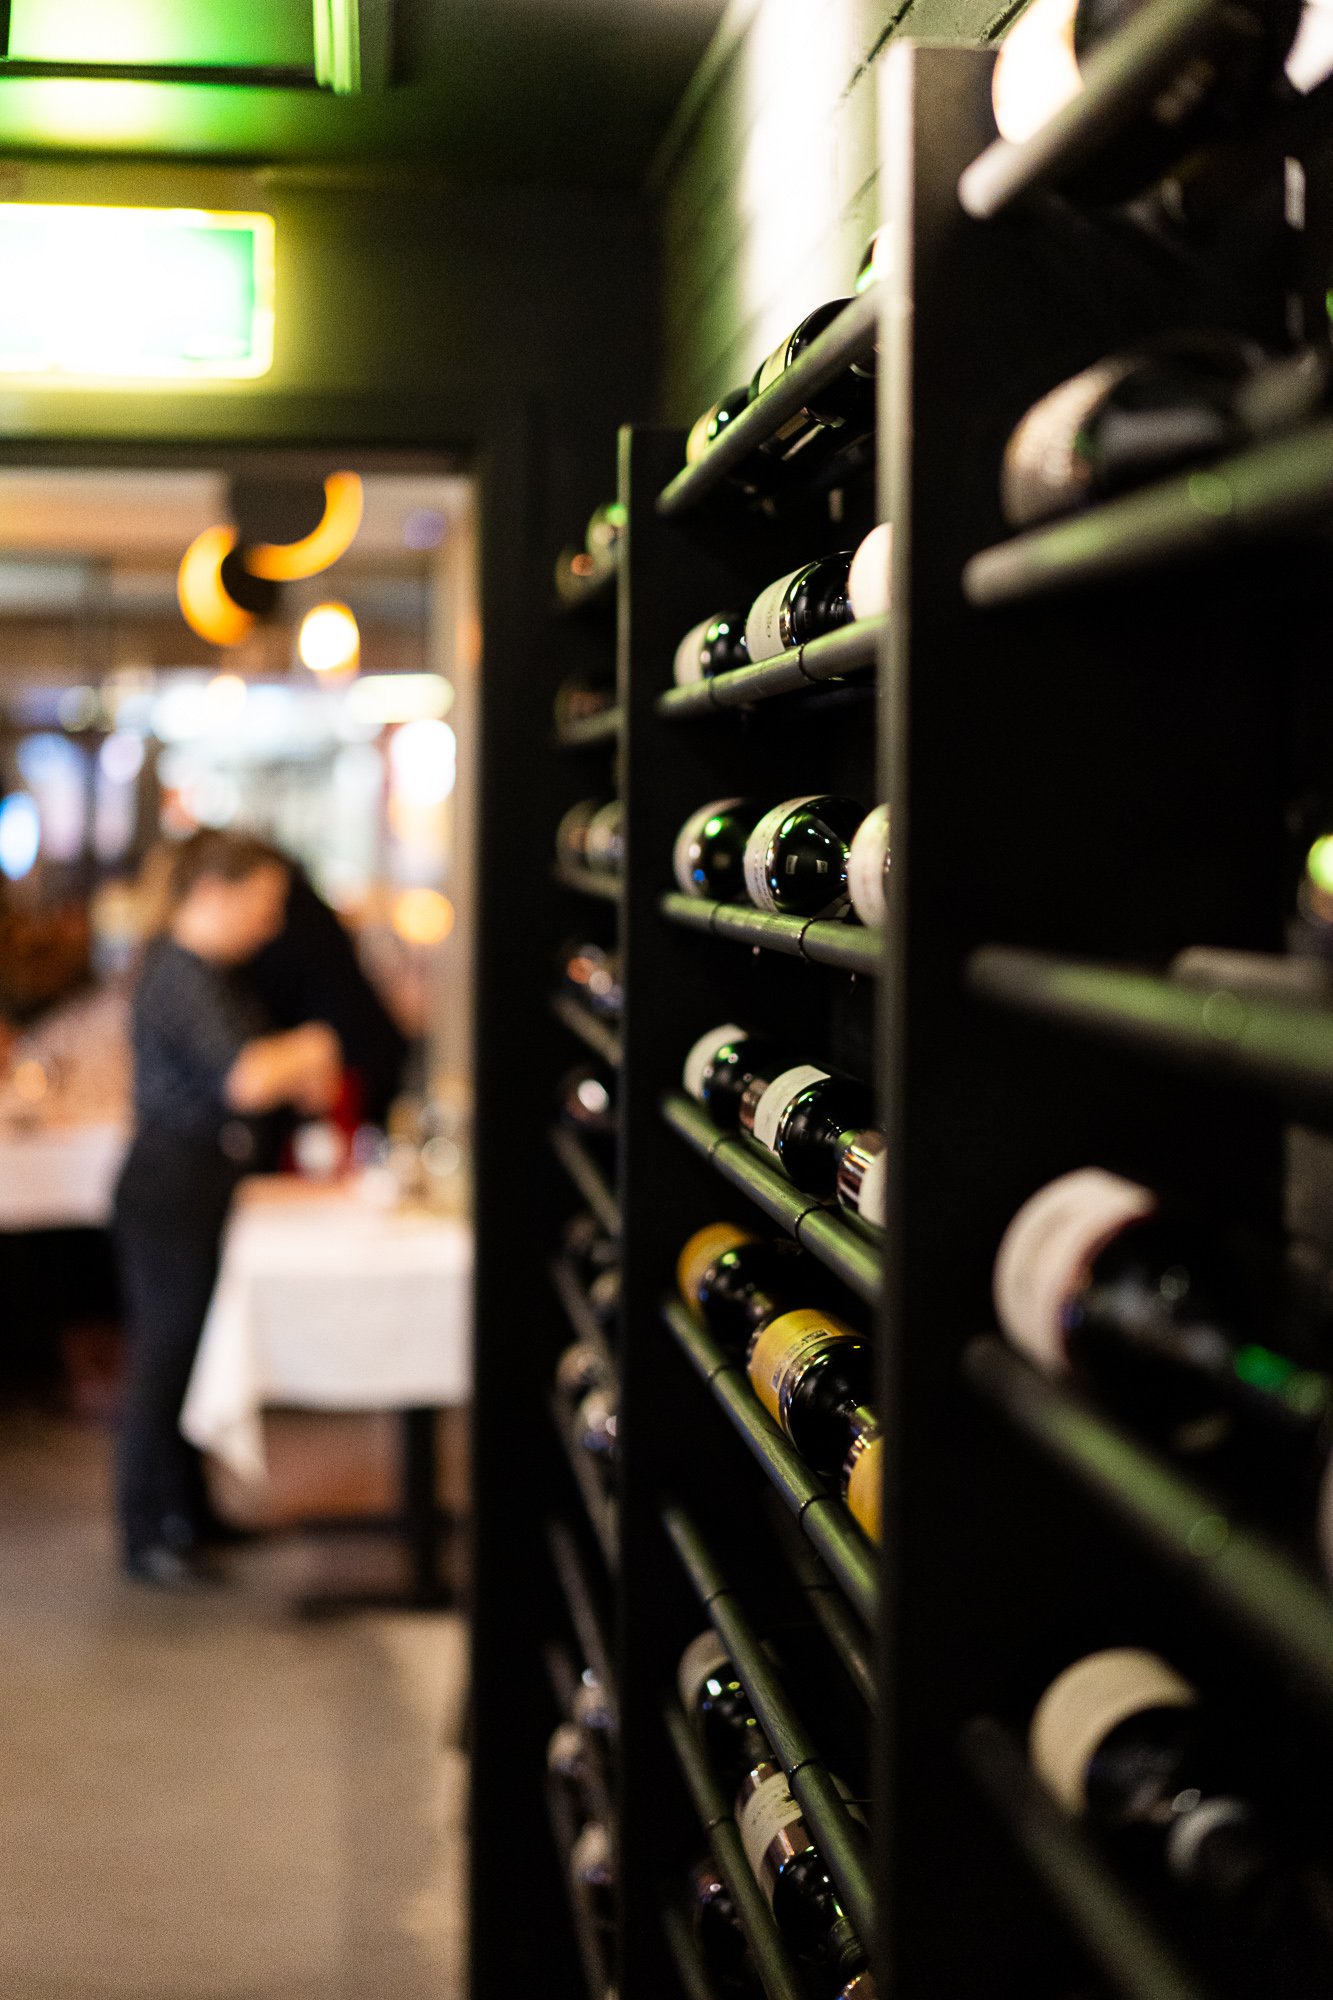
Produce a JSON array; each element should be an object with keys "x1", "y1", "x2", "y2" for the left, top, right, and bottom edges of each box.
[
  {"x1": 747, "y1": 1306, "x2": 857, "y2": 1429},
  {"x1": 676, "y1": 1221, "x2": 755, "y2": 1310},
  {"x1": 845, "y1": 1431, "x2": 883, "y2": 1544}
]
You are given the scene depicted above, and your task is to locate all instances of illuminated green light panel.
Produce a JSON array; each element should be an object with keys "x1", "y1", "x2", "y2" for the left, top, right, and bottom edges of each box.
[
  {"x1": 6, "y1": 0, "x2": 314, "y2": 68},
  {"x1": 0, "y1": 205, "x2": 275, "y2": 384}
]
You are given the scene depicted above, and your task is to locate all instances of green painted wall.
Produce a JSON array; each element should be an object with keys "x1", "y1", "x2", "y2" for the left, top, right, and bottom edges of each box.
[{"x1": 656, "y1": 0, "x2": 1024, "y2": 425}]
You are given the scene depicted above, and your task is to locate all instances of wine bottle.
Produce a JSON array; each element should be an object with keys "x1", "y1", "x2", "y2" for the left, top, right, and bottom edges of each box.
[
  {"x1": 555, "y1": 1340, "x2": 607, "y2": 1401},
  {"x1": 554, "y1": 676, "x2": 615, "y2": 731},
  {"x1": 742, "y1": 795, "x2": 864, "y2": 919},
  {"x1": 1002, "y1": 337, "x2": 1325, "y2": 528},
  {"x1": 685, "y1": 383, "x2": 752, "y2": 466},
  {"x1": 989, "y1": 0, "x2": 1303, "y2": 204},
  {"x1": 572, "y1": 1670, "x2": 615, "y2": 1746},
  {"x1": 847, "y1": 522, "x2": 892, "y2": 621},
  {"x1": 560, "y1": 939, "x2": 623, "y2": 1019},
  {"x1": 747, "y1": 1307, "x2": 876, "y2": 1481},
  {"x1": 837, "y1": 1976, "x2": 879, "y2": 2000},
  {"x1": 547, "y1": 1720, "x2": 587, "y2": 1787},
  {"x1": 1030, "y1": 1649, "x2": 1333, "y2": 1990},
  {"x1": 676, "y1": 1220, "x2": 808, "y2": 1355},
  {"x1": 558, "y1": 1064, "x2": 616, "y2": 1139},
  {"x1": 678, "y1": 1629, "x2": 773, "y2": 1797},
  {"x1": 674, "y1": 798, "x2": 758, "y2": 902},
  {"x1": 745, "y1": 555, "x2": 854, "y2": 665},
  {"x1": 575, "y1": 1383, "x2": 618, "y2": 1489},
  {"x1": 673, "y1": 610, "x2": 750, "y2": 686},
  {"x1": 993, "y1": 1167, "x2": 1330, "y2": 1460},
  {"x1": 682, "y1": 1023, "x2": 796, "y2": 1133},
  {"x1": 746, "y1": 1065, "x2": 876, "y2": 1197},
  {"x1": 584, "y1": 499, "x2": 626, "y2": 573},
  {"x1": 560, "y1": 1211, "x2": 618, "y2": 1287},
  {"x1": 569, "y1": 1820, "x2": 616, "y2": 1935},
  {"x1": 843, "y1": 1416, "x2": 883, "y2": 1543},
  {"x1": 736, "y1": 1758, "x2": 869, "y2": 1981},
  {"x1": 587, "y1": 1263, "x2": 620, "y2": 1330},
  {"x1": 750, "y1": 301, "x2": 875, "y2": 470},
  {"x1": 583, "y1": 798, "x2": 624, "y2": 875},
  {"x1": 846, "y1": 805, "x2": 891, "y2": 929},
  {"x1": 556, "y1": 798, "x2": 602, "y2": 868},
  {"x1": 836, "y1": 1128, "x2": 887, "y2": 1231},
  {"x1": 690, "y1": 1857, "x2": 760, "y2": 1993}
]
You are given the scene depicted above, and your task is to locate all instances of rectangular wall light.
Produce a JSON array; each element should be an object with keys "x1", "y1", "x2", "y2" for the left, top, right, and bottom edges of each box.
[{"x1": 0, "y1": 204, "x2": 275, "y2": 385}]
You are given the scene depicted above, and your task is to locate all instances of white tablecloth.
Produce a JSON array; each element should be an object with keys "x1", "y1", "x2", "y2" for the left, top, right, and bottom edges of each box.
[
  {"x1": 0, "y1": 1121, "x2": 128, "y2": 1230},
  {"x1": 181, "y1": 1178, "x2": 472, "y2": 1484}
]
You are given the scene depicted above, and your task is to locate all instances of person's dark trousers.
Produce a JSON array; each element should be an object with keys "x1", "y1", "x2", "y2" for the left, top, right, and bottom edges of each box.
[{"x1": 112, "y1": 1132, "x2": 242, "y2": 1562}]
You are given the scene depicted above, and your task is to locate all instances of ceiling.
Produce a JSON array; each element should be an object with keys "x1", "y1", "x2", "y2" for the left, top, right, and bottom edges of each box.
[{"x1": 0, "y1": 0, "x2": 729, "y2": 185}]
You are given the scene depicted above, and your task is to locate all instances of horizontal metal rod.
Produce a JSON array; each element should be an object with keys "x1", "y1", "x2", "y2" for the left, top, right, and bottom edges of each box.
[
  {"x1": 659, "y1": 892, "x2": 884, "y2": 977},
  {"x1": 969, "y1": 944, "x2": 1333, "y2": 1113},
  {"x1": 555, "y1": 703, "x2": 623, "y2": 749},
  {"x1": 665, "y1": 1298, "x2": 878, "y2": 1625},
  {"x1": 660, "y1": 1900, "x2": 723, "y2": 2000},
  {"x1": 549, "y1": 1124, "x2": 621, "y2": 1237},
  {"x1": 963, "y1": 415, "x2": 1333, "y2": 607},
  {"x1": 550, "y1": 1390, "x2": 620, "y2": 1572},
  {"x1": 958, "y1": 0, "x2": 1225, "y2": 219},
  {"x1": 663, "y1": 1505, "x2": 877, "y2": 1953},
  {"x1": 664, "y1": 1704, "x2": 810, "y2": 2000},
  {"x1": 550, "y1": 991, "x2": 624, "y2": 1069},
  {"x1": 657, "y1": 616, "x2": 885, "y2": 720},
  {"x1": 961, "y1": 1717, "x2": 1211, "y2": 2000},
  {"x1": 549, "y1": 1256, "x2": 616, "y2": 1375},
  {"x1": 657, "y1": 289, "x2": 879, "y2": 518},
  {"x1": 966, "y1": 1338, "x2": 1333, "y2": 1718},
  {"x1": 552, "y1": 860, "x2": 622, "y2": 904},
  {"x1": 545, "y1": 1517, "x2": 618, "y2": 1725},
  {"x1": 661, "y1": 1093, "x2": 882, "y2": 1304}
]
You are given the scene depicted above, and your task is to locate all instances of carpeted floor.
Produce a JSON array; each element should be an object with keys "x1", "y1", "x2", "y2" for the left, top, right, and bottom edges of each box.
[{"x1": 0, "y1": 1407, "x2": 467, "y2": 2000}]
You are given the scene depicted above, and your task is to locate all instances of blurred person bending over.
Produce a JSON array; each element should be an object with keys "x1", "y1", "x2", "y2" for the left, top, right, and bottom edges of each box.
[{"x1": 114, "y1": 831, "x2": 342, "y2": 1587}]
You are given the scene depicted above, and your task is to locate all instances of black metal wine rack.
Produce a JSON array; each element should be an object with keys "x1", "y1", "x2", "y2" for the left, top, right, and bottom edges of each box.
[{"x1": 470, "y1": 26, "x2": 1333, "y2": 2000}]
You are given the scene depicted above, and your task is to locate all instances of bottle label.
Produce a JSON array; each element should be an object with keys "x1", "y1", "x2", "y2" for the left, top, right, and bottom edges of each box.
[
  {"x1": 844, "y1": 1428, "x2": 882, "y2": 1543},
  {"x1": 847, "y1": 522, "x2": 893, "y2": 622},
  {"x1": 677, "y1": 1627, "x2": 732, "y2": 1719},
  {"x1": 676, "y1": 1220, "x2": 754, "y2": 1310},
  {"x1": 1001, "y1": 357, "x2": 1132, "y2": 527},
  {"x1": 846, "y1": 804, "x2": 891, "y2": 930},
  {"x1": 742, "y1": 797, "x2": 821, "y2": 912},
  {"x1": 737, "y1": 1766, "x2": 811, "y2": 1892},
  {"x1": 673, "y1": 798, "x2": 744, "y2": 899},
  {"x1": 745, "y1": 570, "x2": 803, "y2": 665},
  {"x1": 992, "y1": 1168, "x2": 1156, "y2": 1374},
  {"x1": 1029, "y1": 1648, "x2": 1196, "y2": 1813},
  {"x1": 838, "y1": 1135, "x2": 887, "y2": 1228},
  {"x1": 748, "y1": 1306, "x2": 856, "y2": 1430},
  {"x1": 683, "y1": 1024, "x2": 744, "y2": 1103},
  {"x1": 751, "y1": 1064, "x2": 829, "y2": 1155},
  {"x1": 673, "y1": 614, "x2": 715, "y2": 686}
]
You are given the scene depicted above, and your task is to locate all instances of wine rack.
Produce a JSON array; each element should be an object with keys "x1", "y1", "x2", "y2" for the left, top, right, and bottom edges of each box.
[{"x1": 471, "y1": 24, "x2": 1333, "y2": 2000}]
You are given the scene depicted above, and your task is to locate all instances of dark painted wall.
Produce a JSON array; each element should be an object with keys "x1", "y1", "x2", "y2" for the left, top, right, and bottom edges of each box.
[{"x1": 655, "y1": 0, "x2": 1024, "y2": 425}]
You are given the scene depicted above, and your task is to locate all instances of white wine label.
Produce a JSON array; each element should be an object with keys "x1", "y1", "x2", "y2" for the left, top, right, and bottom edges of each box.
[
  {"x1": 737, "y1": 1767, "x2": 808, "y2": 1890},
  {"x1": 839, "y1": 1134, "x2": 887, "y2": 1228},
  {"x1": 683, "y1": 1024, "x2": 744, "y2": 1102},
  {"x1": 673, "y1": 614, "x2": 715, "y2": 686},
  {"x1": 748, "y1": 1307, "x2": 857, "y2": 1430},
  {"x1": 677, "y1": 1628, "x2": 732, "y2": 1719},
  {"x1": 847, "y1": 804, "x2": 891, "y2": 929},
  {"x1": 991, "y1": 0, "x2": 1081, "y2": 144},
  {"x1": 673, "y1": 797, "x2": 743, "y2": 898},
  {"x1": 847, "y1": 522, "x2": 893, "y2": 622},
  {"x1": 1001, "y1": 358, "x2": 1130, "y2": 527},
  {"x1": 751, "y1": 1064, "x2": 829, "y2": 1156},
  {"x1": 742, "y1": 797, "x2": 818, "y2": 913},
  {"x1": 1029, "y1": 1649, "x2": 1196, "y2": 1814},
  {"x1": 676, "y1": 1220, "x2": 754, "y2": 1309},
  {"x1": 993, "y1": 1167, "x2": 1156, "y2": 1373},
  {"x1": 744, "y1": 569, "x2": 802, "y2": 664}
]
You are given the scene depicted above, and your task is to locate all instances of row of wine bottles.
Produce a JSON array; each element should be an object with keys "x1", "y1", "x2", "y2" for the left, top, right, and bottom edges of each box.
[
  {"x1": 684, "y1": 1022, "x2": 885, "y2": 1224},
  {"x1": 677, "y1": 1221, "x2": 881, "y2": 1543},
  {"x1": 994, "y1": 1165, "x2": 1333, "y2": 1571},
  {"x1": 547, "y1": 1664, "x2": 617, "y2": 1974},
  {"x1": 672, "y1": 523, "x2": 891, "y2": 686},
  {"x1": 679, "y1": 1628, "x2": 875, "y2": 1997},
  {"x1": 556, "y1": 1337, "x2": 619, "y2": 1501},
  {"x1": 675, "y1": 796, "x2": 890, "y2": 929},
  {"x1": 553, "y1": 498, "x2": 626, "y2": 605}
]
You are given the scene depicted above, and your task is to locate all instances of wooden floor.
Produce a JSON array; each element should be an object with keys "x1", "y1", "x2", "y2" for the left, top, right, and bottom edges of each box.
[{"x1": 0, "y1": 1407, "x2": 467, "y2": 2000}]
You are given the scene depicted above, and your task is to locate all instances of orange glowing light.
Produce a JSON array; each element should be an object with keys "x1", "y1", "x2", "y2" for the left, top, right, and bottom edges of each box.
[
  {"x1": 177, "y1": 524, "x2": 254, "y2": 647},
  {"x1": 247, "y1": 471, "x2": 364, "y2": 582},
  {"x1": 391, "y1": 887, "x2": 454, "y2": 947}
]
